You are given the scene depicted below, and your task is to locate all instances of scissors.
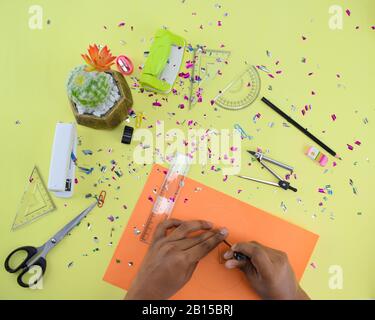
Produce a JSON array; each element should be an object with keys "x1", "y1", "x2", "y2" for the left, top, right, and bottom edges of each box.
[{"x1": 4, "y1": 202, "x2": 97, "y2": 288}]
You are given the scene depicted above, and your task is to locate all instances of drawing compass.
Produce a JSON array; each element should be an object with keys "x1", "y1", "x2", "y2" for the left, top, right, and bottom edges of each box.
[{"x1": 237, "y1": 151, "x2": 297, "y2": 192}]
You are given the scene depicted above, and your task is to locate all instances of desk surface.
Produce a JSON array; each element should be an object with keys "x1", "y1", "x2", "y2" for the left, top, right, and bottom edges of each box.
[{"x1": 0, "y1": 0, "x2": 374, "y2": 299}]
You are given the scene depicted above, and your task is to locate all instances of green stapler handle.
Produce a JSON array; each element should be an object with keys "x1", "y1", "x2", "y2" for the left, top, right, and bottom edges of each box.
[{"x1": 140, "y1": 29, "x2": 185, "y2": 93}]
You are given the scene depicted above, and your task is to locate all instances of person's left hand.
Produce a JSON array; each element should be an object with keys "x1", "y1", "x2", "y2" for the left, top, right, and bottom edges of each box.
[{"x1": 125, "y1": 219, "x2": 228, "y2": 300}]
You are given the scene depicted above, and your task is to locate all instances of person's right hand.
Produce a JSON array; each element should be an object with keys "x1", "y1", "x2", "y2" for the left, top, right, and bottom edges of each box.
[{"x1": 223, "y1": 241, "x2": 309, "y2": 300}]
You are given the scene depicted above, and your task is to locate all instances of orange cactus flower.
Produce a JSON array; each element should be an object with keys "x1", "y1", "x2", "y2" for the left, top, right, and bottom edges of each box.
[{"x1": 81, "y1": 44, "x2": 116, "y2": 72}]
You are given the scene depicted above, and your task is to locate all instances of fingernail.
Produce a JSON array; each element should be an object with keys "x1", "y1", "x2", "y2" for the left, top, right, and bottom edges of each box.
[
  {"x1": 225, "y1": 260, "x2": 237, "y2": 269},
  {"x1": 223, "y1": 251, "x2": 232, "y2": 259},
  {"x1": 219, "y1": 228, "x2": 228, "y2": 236},
  {"x1": 206, "y1": 221, "x2": 213, "y2": 228}
]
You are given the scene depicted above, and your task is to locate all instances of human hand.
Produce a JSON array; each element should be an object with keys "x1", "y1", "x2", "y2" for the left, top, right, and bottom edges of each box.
[
  {"x1": 223, "y1": 241, "x2": 309, "y2": 300},
  {"x1": 126, "y1": 219, "x2": 228, "y2": 300}
]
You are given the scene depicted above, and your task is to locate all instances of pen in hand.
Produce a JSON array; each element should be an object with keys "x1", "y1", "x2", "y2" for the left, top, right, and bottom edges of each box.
[{"x1": 223, "y1": 240, "x2": 248, "y2": 261}]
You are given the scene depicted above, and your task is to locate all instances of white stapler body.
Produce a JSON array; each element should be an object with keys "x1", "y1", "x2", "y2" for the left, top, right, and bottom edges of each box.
[{"x1": 47, "y1": 122, "x2": 77, "y2": 198}]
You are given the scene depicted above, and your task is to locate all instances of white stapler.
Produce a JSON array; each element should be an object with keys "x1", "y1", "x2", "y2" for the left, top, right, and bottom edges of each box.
[{"x1": 48, "y1": 122, "x2": 77, "y2": 198}]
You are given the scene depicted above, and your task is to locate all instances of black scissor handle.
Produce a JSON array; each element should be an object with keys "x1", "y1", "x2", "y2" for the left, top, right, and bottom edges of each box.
[
  {"x1": 17, "y1": 257, "x2": 47, "y2": 288},
  {"x1": 4, "y1": 246, "x2": 38, "y2": 273}
]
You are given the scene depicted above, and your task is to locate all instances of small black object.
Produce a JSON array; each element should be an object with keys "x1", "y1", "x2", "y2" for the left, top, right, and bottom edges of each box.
[
  {"x1": 278, "y1": 181, "x2": 297, "y2": 192},
  {"x1": 121, "y1": 126, "x2": 134, "y2": 144}
]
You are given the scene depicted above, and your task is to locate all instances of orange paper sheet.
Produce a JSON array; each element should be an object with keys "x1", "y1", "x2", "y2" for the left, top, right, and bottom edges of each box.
[{"x1": 103, "y1": 165, "x2": 319, "y2": 299}]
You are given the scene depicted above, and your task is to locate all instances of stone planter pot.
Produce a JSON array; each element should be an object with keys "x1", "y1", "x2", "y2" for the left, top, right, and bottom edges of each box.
[{"x1": 69, "y1": 70, "x2": 133, "y2": 129}]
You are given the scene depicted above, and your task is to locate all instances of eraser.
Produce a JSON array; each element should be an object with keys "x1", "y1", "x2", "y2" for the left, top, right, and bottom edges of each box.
[
  {"x1": 306, "y1": 146, "x2": 328, "y2": 167},
  {"x1": 306, "y1": 146, "x2": 319, "y2": 160},
  {"x1": 318, "y1": 155, "x2": 328, "y2": 167}
]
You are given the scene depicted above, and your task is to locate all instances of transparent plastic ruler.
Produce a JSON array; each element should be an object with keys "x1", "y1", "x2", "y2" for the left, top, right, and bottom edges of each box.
[
  {"x1": 140, "y1": 154, "x2": 190, "y2": 243},
  {"x1": 12, "y1": 166, "x2": 56, "y2": 230},
  {"x1": 189, "y1": 47, "x2": 231, "y2": 109},
  {"x1": 214, "y1": 66, "x2": 261, "y2": 110}
]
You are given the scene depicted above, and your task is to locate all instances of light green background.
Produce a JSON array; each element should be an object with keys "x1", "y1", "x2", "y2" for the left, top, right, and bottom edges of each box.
[{"x1": 0, "y1": 0, "x2": 374, "y2": 299}]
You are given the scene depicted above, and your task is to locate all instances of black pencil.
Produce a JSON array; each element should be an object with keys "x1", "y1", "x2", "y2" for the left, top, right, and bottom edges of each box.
[{"x1": 261, "y1": 97, "x2": 341, "y2": 159}]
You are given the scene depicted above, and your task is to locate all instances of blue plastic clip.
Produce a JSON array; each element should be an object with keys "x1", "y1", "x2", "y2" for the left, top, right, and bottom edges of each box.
[{"x1": 234, "y1": 124, "x2": 252, "y2": 140}]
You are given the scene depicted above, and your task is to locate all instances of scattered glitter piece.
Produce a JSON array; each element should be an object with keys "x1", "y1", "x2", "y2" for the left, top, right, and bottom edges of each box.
[
  {"x1": 78, "y1": 166, "x2": 94, "y2": 175},
  {"x1": 349, "y1": 179, "x2": 358, "y2": 195},
  {"x1": 256, "y1": 65, "x2": 270, "y2": 73},
  {"x1": 82, "y1": 149, "x2": 93, "y2": 155},
  {"x1": 280, "y1": 202, "x2": 287, "y2": 212}
]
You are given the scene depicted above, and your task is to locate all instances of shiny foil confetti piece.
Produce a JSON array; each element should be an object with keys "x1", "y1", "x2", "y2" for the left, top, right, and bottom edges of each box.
[
  {"x1": 280, "y1": 202, "x2": 287, "y2": 212},
  {"x1": 349, "y1": 179, "x2": 358, "y2": 195}
]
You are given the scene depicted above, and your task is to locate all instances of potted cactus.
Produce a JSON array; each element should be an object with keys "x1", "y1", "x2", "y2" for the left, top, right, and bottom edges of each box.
[{"x1": 66, "y1": 44, "x2": 133, "y2": 129}]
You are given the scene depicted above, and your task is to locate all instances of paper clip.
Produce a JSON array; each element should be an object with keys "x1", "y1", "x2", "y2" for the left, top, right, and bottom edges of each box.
[
  {"x1": 97, "y1": 190, "x2": 106, "y2": 208},
  {"x1": 234, "y1": 124, "x2": 252, "y2": 140},
  {"x1": 136, "y1": 112, "x2": 143, "y2": 128}
]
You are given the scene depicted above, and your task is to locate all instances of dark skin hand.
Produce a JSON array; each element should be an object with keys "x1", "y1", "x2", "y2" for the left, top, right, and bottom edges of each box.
[
  {"x1": 126, "y1": 219, "x2": 228, "y2": 300},
  {"x1": 223, "y1": 241, "x2": 310, "y2": 300},
  {"x1": 126, "y1": 220, "x2": 309, "y2": 300}
]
